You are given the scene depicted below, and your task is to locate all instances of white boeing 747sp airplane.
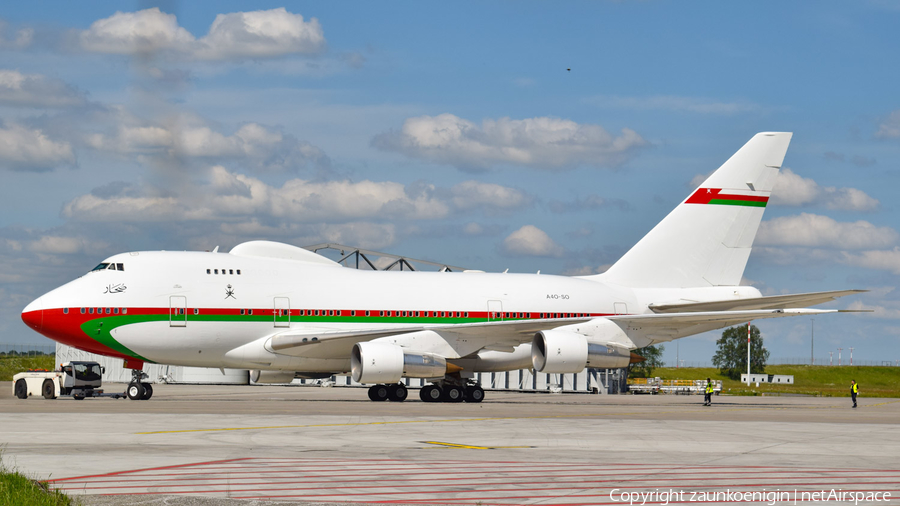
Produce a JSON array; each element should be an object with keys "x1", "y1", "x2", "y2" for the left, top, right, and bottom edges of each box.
[{"x1": 22, "y1": 132, "x2": 863, "y2": 403}]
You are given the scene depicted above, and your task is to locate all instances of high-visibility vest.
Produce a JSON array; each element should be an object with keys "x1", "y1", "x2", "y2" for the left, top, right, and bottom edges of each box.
[
  {"x1": 706, "y1": 383, "x2": 714, "y2": 394},
  {"x1": 852, "y1": 383, "x2": 858, "y2": 394}
]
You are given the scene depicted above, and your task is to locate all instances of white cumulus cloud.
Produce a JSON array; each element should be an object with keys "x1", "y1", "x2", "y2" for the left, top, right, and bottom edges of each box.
[
  {"x1": 876, "y1": 110, "x2": 900, "y2": 139},
  {"x1": 0, "y1": 123, "x2": 75, "y2": 171},
  {"x1": 77, "y1": 7, "x2": 324, "y2": 61},
  {"x1": 771, "y1": 168, "x2": 879, "y2": 211},
  {"x1": 840, "y1": 248, "x2": 900, "y2": 275},
  {"x1": 757, "y1": 213, "x2": 898, "y2": 249},
  {"x1": 86, "y1": 121, "x2": 329, "y2": 172},
  {"x1": 62, "y1": 167, "x2": 452, "y2": 223},
  {"x1": 450, "y1": 181, "x2": 532, "y2": 211},
  {"x1": 0, "y1": 70, "x2": 88, "y2": 108},
  {"x1": 502, "y1": 225, "x2": 564, "y2": 257},
  {"x1": 78, "y1": 8, "x2": 195, "y2": 55},
  {"x1": 372, "y1": 113, "x2": 647, "y2": 171},
  {"x1": 195, "y1": 8, "x2": 325, "y2": 60}
]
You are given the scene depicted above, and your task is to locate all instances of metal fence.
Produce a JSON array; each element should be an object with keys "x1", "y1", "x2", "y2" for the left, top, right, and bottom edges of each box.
[
  {"x1": 769, "y1": 357, "x2": 899, "y2": 367},
  {"x1": 667, "y1": 357, "x2": 898, "y2": 368},
  {"x1": 0, "y1": 343, "x2": 56, "y2": 356}
]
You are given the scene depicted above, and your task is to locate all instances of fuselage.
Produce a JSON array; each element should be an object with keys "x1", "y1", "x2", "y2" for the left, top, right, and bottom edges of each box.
[{"x1": 21, "y1": 245, "x2": 762, "y2": 373}]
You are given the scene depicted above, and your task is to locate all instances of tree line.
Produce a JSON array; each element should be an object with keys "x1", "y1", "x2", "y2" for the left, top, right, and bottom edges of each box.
[{"x1": 629, "y1": 324, "x2": 769, "y2": 379}]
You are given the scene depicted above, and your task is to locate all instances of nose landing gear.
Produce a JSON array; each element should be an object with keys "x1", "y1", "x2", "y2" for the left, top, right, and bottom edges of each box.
[{"x1": 127, "y1": 369, "x2": 153, "y2": 400}]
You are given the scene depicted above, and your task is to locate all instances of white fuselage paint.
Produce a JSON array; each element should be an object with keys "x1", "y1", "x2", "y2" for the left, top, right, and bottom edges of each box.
[{"x1": 28, "y1": 248, "x2": 759, "y2": 373}]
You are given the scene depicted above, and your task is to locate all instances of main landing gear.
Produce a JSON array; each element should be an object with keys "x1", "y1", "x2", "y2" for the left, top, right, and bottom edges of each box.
[
  {"x1": 419, "y1": 381, "x2": 484, "y2": 403},
  {"x1": 126, "y1": 369, "x2": 153, "y2": 401},
  {"x1": 367, "y1": 383, "x2": 409, "y2": 402},
  {"x1": 366, "y1": 377, "x2": 484, "y2": 403}
]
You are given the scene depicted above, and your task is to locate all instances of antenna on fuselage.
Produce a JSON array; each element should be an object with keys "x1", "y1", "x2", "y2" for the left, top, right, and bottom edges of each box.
[{"x1": 212, "y1": 246, "x2": 219, "y2": 253}]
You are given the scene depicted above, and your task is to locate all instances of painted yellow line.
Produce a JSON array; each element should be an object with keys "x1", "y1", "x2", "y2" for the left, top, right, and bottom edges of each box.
[
  {"x1": 422, "y1": 441, "x2": 531, "y2": 450},
  {"x1": 136, "y1": 412, "x2": 642, "y2": 435}
]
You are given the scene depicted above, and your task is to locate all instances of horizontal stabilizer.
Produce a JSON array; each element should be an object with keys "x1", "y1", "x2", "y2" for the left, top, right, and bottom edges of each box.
[{"x1": 649, "y1": 289, "x2": 867, "y2": 313}]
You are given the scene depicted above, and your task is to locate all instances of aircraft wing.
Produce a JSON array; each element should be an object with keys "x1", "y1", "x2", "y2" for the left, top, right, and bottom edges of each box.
[
  {"x1": 648, "y1": 289, "x2": 866, "y2": 313},
  {"x1": 267, "y1": 306, "x2": 862, "y2": 358},
  {"x1": 267, "y1": 317, "x2": 592, "y2": 358},
  {"x1": 607, "y1": 308, "x2": 856, "y2": 343}
]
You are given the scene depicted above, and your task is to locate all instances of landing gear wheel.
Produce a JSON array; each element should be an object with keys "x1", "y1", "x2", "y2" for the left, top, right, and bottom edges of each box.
[
  {"x1": 388, "y1": 383, "x2": 408, "y2": 402},
  {"x1": 464, "y1": 385, "x2": 485, "y2": 403},
  {"x1": 367, "y1": 384, "x2": 389, "y2": 402},
  {"x1": 14, "y1": 379, "x2": 27, "y2": 399},
  {"x1": 442, "y1": 385, "x2": 464, "y2": 403},
  {"x1": 127, "y1": 382, "x2": 145, "y2": 400},
  {"x1": 140, "y1": 383, "x2": 153, "y2": 400},
  {"x1": 420, "y1": 384, "x2": 442, "y2": 402},
  {"x1": 41, "y1": 379, "x2": 56, "y2": 399}
]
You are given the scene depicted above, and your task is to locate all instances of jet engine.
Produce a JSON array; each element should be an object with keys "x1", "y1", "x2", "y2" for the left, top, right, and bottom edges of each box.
[
  {"x1": 532, "y1": 330, "x2": 633, "y2": 373},
  {"x1": 351, "y1": 342, "x2": 448, "y2": 384},
  {"x1": 250, "y1": 370, "x2": 297, "y2": 384}
]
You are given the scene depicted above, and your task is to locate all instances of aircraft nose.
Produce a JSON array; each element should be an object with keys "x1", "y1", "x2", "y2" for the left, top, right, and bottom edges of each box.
[{"x1": 22, "y1": 297, "x2": 44, "y2": 332}]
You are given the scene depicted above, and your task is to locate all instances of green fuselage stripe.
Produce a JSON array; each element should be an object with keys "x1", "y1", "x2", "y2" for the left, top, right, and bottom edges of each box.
[
  {"x1": 707, "y1": 199, "x2": 767, "y2": 207},
  {"x1": 79, "y1": 313, "x2": 526, "y2": 361}
]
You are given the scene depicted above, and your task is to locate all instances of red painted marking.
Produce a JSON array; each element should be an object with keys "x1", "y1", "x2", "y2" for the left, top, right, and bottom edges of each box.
[
  {"x1": 685, "y1": 188, "x2": 768, "y2": 205},
  {"x1": 46, "y1": 458, "x2": 251, "y2": 483}
]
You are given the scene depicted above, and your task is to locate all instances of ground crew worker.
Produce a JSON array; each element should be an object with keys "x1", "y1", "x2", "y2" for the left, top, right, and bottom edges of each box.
[
  {"x1": 851, "y1": 380, "x2": 858, "y2": 408},
  {"x1": 704, "y1": 378, "x2": 714, "y2": 406}
]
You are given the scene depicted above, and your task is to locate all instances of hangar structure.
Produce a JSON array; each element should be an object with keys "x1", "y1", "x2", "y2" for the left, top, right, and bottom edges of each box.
[{"x1": 54, "y1": 244, "x2": 630, "y2": 394}]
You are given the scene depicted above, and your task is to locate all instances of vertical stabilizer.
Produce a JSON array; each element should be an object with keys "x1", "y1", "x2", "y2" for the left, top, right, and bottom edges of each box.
[{"x1": 596, "y1": 132, "x2": 792, "y2": 288}]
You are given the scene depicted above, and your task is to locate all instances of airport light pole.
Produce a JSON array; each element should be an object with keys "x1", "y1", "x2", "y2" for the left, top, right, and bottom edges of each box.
[
  {"x1": 838, "y1": 347, "x2": 843, "y2": 366},
  {"x1": 810, "y1": 319, "x2": 814, "y2": 365},
  {"x1": 849, "y1": 347, "x2": 854, "y2": 366},
  {"x1": 747, "y1": 323, "x2": 751, "y2": 385},
  {"x1": 829, "y1": 351, "x2": 833, "y2": 366}
]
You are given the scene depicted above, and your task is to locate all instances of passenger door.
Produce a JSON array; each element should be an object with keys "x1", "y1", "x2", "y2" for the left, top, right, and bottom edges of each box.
[
  {"x1": 274, "y1": 297, "x2": 290, "y2": 328},
  {"x1": 487, "y1": 299, "x2": 503, "y2": 321},
  {"x1": 170, "y1": 296, "x2": 187, "y2": 327}
]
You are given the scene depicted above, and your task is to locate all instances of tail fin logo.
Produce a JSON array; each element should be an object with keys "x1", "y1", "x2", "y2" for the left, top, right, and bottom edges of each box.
[{"x1": 685, "y1": 188, "x2": 768, "y2": 208}]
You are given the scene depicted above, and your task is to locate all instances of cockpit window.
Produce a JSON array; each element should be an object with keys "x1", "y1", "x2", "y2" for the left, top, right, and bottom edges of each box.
[{"x1": 90, "y1": 262, "x2": 124, "y2": 273}]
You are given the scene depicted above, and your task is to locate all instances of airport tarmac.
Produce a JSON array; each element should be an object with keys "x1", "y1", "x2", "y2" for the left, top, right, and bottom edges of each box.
[{"x1": 2, "y1": 383, "x2": 899, "y2": 505}]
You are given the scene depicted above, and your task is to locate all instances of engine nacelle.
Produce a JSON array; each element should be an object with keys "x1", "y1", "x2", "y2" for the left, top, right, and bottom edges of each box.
[
  {"x1": 250, "y1": 370, "x2": 296, "y2": 384},
  {"x1": 532, "y1": 330, "x2": 632, "y2": 373},
  {"x1": 351, "y1": 342, "x2": 448, "y2": 384}
]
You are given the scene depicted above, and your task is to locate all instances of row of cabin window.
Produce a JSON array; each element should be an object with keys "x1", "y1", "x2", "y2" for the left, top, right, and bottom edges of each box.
[
  {"x1": 169, "y1": 308, "x2": 200, "y2": 315},
  {"x1": 539, "y1": 313, "x2": 588, "y2": 318},
  {"x1": 207, "y1": 268, "x2": 241, "y2": 275},
  {"x1": 72, "y1": 307, "x2": 128, "y2": 315},
  {"x1": 304, "y1": 310, "x2": 469, "y2": 318}
]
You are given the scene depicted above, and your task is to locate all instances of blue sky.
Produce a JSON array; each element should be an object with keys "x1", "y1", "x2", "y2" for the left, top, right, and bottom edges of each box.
[{"x1": 1, "y1": 1, "x2": 898, "y2": 365}]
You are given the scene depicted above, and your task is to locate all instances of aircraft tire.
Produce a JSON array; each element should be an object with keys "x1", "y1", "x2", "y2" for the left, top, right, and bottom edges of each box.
[
  {"x1": 42, "y1": 379, "x2": 56, "y2": 399},
  {"x1": 14, "y1": 379, "x2": 27, "y2": 399},
  {"x1": 464, "y1": 385, "x2": 485, "y2": 403},
  {"x1": 442, "y1": 385, "x2": 464, "y2": 403},
  {"x1": 127, "y1": 382, "x2": 145, "y2": 400},
  {"x1": 141, "y1": 383, "x2": 153, "y2": 400},
  {"x1": 367, "y1": 384, "x2": 389, "y2": 402},
  {"x1": 388, "y1": 383, "x2": 408, "y2": 402},
  {"x1": 420, "y1": 385, "x2": 441, "y2": 402}
]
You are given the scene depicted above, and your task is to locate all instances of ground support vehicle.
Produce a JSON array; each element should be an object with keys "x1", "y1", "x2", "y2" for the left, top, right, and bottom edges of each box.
[{"x1": 12, "y1": 361, "x2": 133, "y2": 400}]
